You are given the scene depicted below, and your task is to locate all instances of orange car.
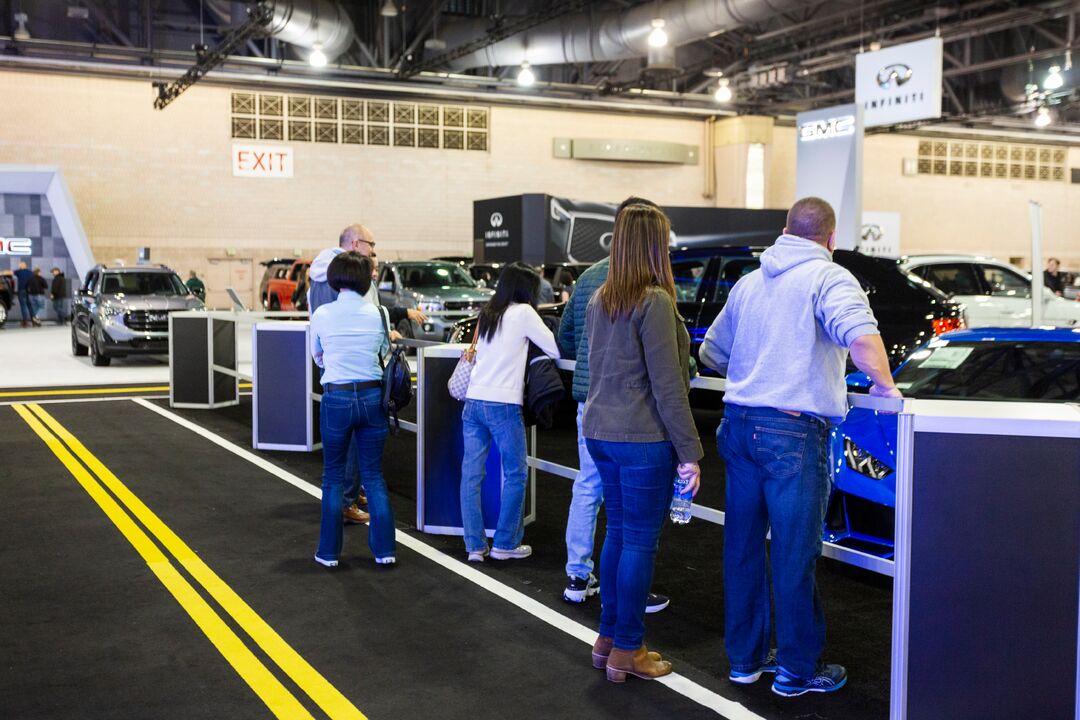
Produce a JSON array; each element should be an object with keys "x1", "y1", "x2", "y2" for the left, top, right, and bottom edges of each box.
[{"x1": 264, "y1": 259, "x2": 310, "y2": 311}]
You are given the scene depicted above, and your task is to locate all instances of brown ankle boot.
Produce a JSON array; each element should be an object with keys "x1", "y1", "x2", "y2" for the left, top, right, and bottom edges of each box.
[
  {"x1": 605, "y1": 645, "x2": 672, "y2": 683},
  {"x1": 591, "y1": 636, "x2": 613, "y2": 669}
]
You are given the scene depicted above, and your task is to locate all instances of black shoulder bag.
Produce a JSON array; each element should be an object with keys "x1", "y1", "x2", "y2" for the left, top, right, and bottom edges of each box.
[{"x1": 378, "y1": 307, "x2": 413, "y2": 432}]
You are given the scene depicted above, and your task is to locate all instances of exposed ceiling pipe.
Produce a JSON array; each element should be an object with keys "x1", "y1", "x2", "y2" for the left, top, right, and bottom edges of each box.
[
  {"x1": 441, "y1": 0, "x2": 805, "y2": 70},
  {"x1": 264, "y1": 0, "x2": 356, "y2": 62}
]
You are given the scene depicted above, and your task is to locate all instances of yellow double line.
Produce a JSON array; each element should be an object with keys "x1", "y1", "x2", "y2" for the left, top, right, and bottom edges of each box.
[{"x1": 13, "y1": 403, "x2": 364, "y2": 720}]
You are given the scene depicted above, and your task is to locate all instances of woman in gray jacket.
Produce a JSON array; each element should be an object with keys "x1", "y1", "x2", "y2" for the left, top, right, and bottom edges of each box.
[{"x1": 583, "y1": 202, "x2": 703, "y2": 682}]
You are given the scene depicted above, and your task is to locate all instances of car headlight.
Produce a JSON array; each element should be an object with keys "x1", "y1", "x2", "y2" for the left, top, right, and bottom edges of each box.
[
  {"x1": 100, "y1": 306, "x2": 122, "y2": 318},
  {"x1": 418, "y1": 301, "x2": 443, "y2": 314},
  {"x1": 843, "y1": 437, "x2": 893, "y2": 480}
]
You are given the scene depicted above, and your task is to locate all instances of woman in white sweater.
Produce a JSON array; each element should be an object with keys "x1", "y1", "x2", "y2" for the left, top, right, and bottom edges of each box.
[{"x1": 461, "y1": 263, "x2": 560, "y2": 561}]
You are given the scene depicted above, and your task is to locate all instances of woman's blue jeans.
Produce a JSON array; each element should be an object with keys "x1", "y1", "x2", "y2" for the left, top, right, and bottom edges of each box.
[
  {"x1": 719, "y1": 404, "x2": 830, "y2": 681},
  {"x1": 585, "y1": 438, "x2": 677, "y2": 651},
  {"x1": 460, "y1": 399, "x2": 528, "y2": 554},
  {"x1": 316, "y1": 387, "x2": 396, "y2": 562}
]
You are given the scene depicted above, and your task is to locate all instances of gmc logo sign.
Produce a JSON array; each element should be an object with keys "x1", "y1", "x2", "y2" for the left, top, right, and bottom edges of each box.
[
  {"x1": 0, "y1": 237, "x2": 32, "y2": 255},
  {"x1": 798, "y1": 115, "x2": 856, "y2": 143}
]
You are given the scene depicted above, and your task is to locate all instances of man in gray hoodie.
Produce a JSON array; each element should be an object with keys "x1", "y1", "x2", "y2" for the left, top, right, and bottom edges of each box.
[{"x1": 700, "y1": 197, "x2": 900, "y2": 697}]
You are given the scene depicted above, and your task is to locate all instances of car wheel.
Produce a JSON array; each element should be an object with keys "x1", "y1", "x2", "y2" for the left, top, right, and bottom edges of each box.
[
  {"x1": 0, "y1": 303, "x2": 6, "y2": 327},
  {"x1": 72, "y1": 323, "x2": 88, "y2": 356},
  {"x1": 89, "y1": 325, "x2": 111, "y2": 366},
  {"x1": 269, "y1": 295, "x2": 281, "y2": 311},
  {"x1": 396, "y1": 318, "x2": 415, "y2": 340}
]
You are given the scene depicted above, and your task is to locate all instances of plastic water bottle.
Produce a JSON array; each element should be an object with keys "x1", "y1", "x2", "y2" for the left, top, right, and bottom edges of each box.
[{"x1": 670, "y1": 475, "x2": 693, "y2": 525}]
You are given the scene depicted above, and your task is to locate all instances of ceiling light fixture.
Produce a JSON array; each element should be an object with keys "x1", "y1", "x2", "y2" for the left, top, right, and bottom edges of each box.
[
  {"x1": 714, "y1": 78, "x2": 733, "y2": 103},
  {"x1": 1034, "y1": 105, "x2": 1052, "y2": 128},
  {"x1": 517, "y1": 61, "x2": 536, "y2": 87},
  {"x1": 648, "y1": 18, "x2": 668, "y2": 48},
  {"x1": 308, "y1": 43, "x2": 328, "y2": 68},
  {"x1": 1044, "y1": 65, "x2": 1064, "y2": 90},
  {"x1": 380, "y1": 0, "x2": 398, "y2": 18}
]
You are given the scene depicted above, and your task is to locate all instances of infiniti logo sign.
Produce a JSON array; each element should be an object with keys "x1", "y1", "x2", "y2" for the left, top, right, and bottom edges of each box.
[
  {"x1": 876, "y1": 63, "x2": 912, "y2": 90},
  {"x1": 489, "y1": 212, "x2": 504, "y2": 228}
]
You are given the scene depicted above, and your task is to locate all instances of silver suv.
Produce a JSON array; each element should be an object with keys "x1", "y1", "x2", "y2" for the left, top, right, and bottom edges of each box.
[
  {"x1": 376, "y1": 261, "x2": 493, "y2": 342},
  {"x1": 72, "y1": 264, "x2": 205, "y2": 366}
]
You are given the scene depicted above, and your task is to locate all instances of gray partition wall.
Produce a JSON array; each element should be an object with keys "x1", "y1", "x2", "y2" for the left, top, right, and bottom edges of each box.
[
  {"x1": 252, "y1": 321, "x2": 319, "y2": 452},
  {"x1": 169, "y1": 312, "x2": 240, "y2": 409},
  {"x1": 891, "y1": 401, "x2": 1080, "y2": 719}
]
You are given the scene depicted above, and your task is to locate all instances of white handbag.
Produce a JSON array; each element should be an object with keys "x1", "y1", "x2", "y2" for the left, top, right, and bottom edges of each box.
[{"x1": 447, "y1": 324, "x2": 480, "y2": 401}]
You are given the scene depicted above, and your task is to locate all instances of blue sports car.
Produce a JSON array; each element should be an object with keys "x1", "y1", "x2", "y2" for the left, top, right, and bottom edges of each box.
[{"x1": 826, "y1": 327, "x2": 1080, "y2": 557}]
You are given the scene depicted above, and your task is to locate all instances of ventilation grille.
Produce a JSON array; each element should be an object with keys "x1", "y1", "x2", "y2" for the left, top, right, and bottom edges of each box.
[
  {"x1": 915, "y1": 139, "x2": 1065, "y2": 182},
  {"x1": 231, "y1": 92, "x2": 489, "y2": 152}
]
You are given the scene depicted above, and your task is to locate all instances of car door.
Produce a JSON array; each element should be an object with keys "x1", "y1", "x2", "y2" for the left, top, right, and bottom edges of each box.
[
  {"x1": 75, "y1": 269, "x2": 99, "y2": 340},
  {"x1": 977, "y1": 262, "x2": 1080, "y2": 327},
  {"x1": 913, "y1": 262, "x2": 1005, "y2": 327},
  {"x1": 378, "y1": 266, "x2": 399, "y2": 308},
  {"x1": 670, "y1": 254, "x2": 717, "y2": 349}
]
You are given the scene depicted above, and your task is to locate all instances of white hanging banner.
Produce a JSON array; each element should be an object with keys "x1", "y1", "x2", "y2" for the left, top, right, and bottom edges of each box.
[{"x1": 856, "y1": 37, "x2": 943, "y2": 128}]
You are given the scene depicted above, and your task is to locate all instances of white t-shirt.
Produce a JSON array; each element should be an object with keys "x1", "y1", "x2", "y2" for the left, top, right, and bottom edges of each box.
[{"x1": 465, "y1": 303, "x2": 560, "y2": 405}]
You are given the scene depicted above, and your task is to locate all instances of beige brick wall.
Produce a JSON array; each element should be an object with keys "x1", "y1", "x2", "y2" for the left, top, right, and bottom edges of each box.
[
  {"x1": 0, "y1": 69, "x2": 711, "y2": 305},
  {"x1": 769, "y1": 126, "x2": 1080, "y2": 270}
]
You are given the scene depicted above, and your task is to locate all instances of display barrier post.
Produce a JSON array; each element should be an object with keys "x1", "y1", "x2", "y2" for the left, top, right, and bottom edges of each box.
[
  {"x1": 169, "y1": 311, "x2": 239, "y2": 409},
  {"x1": 889, "y1": 399, "x2": 1080, "y2": 719},
  {"x1": 251, "y1": 320, "x2": 320, "y2": 452}
]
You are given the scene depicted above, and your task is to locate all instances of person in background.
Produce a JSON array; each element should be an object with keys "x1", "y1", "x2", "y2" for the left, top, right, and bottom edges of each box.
[
  {"x1": 292, "y1": 266, "x2": 309, "y2": 312},
  {"x1": 310, "y1": 251, "x2": 396, "y2": 568},
  {"x1": 536, "y1": 265, "x2": 556, "y2": 304},
  {"x1": 460, "y1": 263, "x2": 559, "y2": 562},
  {"x1": 700, "y1": 197, "x2": 901, "y2": 697},
  {"x1": 583, "y1": 202, "x2": 702, "y2": 684},
  {"x1": 27, "y1": 268, "x2": 49, "y2": 324},
  {"x1": 50, "y1": 267, "x2": 68, "y2": 325},
  {"x1": 14, "y1": 261, "x2": 36, "y2": 327},
  {"x1": 309, "y1": 224, "x2": 428, "y2": 525},
  {"x1": 186, "y1": 270, "x2": 206, "y2": 301},
  {"x1": 557, "y1": 197, "x2": 673, "y2": 614},
  {"x1": 1044, "y1": 257, "x2": 1065, "y2": 297}
]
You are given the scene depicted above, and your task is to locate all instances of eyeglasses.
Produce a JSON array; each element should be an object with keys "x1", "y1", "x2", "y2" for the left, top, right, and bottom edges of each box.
[{"x1": 357, "y1": 238, "x2": 376, "y2": 248}]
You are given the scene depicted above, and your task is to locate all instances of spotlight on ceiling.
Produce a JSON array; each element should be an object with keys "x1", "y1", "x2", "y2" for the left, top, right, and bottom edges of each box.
[
  {"x1": 714, "y1": 78, "x2": 733, "y2": 103},
  {"x1": 1044, "y1": 65, "x2": 1064, "y2": 90},
  {"x1": 1034, "y1": 105, "x2": 1052, "y2": 128},
  {"x1": 308, "y1": 43, "x2": 328, "y2": 68},
  {"x1": 648, "y1": 18, "x2": 668, "y2": 48},
  {"x1": 517, "y1": 62, "x2": 536, "y2": 87},
  {"x1": 380, "y1": 0, "x2": 399, "y2": 18}
]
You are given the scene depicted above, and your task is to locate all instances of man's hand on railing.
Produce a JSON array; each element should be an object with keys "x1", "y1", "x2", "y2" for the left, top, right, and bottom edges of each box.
[
  {"x1": 390, "y1": 330, "x2": 404, "y2": 343},
  {"x1": 407, "y1": 308, "x2": 429, "y2": 323}
]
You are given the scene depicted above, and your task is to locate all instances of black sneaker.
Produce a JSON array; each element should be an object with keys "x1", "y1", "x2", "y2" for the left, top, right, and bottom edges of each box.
[
  {"x1": 563, "y1": 573, "x2": 599, "y2": 603},
  {"x1": 645, "y1": 593, "x2": 669, "y2": 614},
  {"x1": 772, "y1": 664, "x2": 848, "y2": 697}
]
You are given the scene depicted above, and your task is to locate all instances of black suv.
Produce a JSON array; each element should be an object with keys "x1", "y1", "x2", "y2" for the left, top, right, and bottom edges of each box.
[{"x1": 72, "y1": 265, "x2": 205, "y2": 366}]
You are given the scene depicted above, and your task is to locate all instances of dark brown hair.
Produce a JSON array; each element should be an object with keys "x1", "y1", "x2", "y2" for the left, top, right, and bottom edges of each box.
[
  {"x1": 786, "y1": 197, "x2": 836, "y2": 245},
  {"x1": 597, "y1": 203, "x2": 677, "y2": 319}
]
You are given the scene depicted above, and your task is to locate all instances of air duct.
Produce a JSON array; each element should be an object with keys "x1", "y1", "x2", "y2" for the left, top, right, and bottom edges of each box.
[
  {"x1": 204, "y1": 1, "x2": 355, "y2": 61},
  {"x1": 442, "y1": 0, "x2": 803, "y2": 70}
]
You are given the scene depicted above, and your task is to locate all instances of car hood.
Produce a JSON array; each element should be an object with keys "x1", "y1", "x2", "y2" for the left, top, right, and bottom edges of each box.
[
  {"x1": 410, "y1": 287, "x2": 494, "y2": 303},
  {"x1": 100, "y1": 295, "x2": 205, "y2": 311}
]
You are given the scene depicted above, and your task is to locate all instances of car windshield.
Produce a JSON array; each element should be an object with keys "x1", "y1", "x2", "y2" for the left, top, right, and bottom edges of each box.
[
  {"x1": 100, "y1": 272, "x2": 188, "y2": 296},
  {"x1": 397, "y1": 263, "x2": 476, "y2": 289},
  {"x1": 894, "y1": 341, "x2": 1080, "y2": 401}
]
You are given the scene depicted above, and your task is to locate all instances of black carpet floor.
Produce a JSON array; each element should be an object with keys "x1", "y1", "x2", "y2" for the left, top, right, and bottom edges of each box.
[{"x1": 0, "y1": 394, "x2": 893, "y2": 720}]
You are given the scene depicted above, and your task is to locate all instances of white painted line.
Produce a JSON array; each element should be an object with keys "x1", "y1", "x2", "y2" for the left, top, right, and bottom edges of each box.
[
  {"x1": 130, "y1": 397, "x2": 767, "y2": 720},
  {"x1": 0, "y1": 394, "x2": 170, "y2": 407}
]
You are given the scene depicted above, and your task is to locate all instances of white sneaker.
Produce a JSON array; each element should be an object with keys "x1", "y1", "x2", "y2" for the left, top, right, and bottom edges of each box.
[
  {"x1": 314, "y1": 554, "x2": 338, "y2": 568},
  {"x1": 467, "y1": 548, "x2": 489, "y2": 563},
  {"x1": 490, "y1": 544, "x2": 532, "y2": 560},
  {"x1": 375, "y1": 556, "x2": 396, "y2": 565}
]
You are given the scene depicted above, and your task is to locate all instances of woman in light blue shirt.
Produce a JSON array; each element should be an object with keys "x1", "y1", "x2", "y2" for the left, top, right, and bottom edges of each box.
[{"x1": 310, "y1": 252, "x2": 396, "y2": 567}]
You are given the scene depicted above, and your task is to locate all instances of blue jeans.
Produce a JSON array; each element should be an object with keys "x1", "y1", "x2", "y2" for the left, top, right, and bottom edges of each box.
[
  {"x1": 565, "y1": 403, "x2": 603, "y2": 579},
  {"x1": 343, "y1": 442, "x2": 364, "y2": 508},
  {"x1": 316, "y1": 387, "x2": 395, "y2": 561},
  {"x1": 52, "y1": 298, "x2": 68, "y2": 323},
  {"x1": 585, "y1": 438, "x2": 676, "y2": 651},
  {"x1": 719, "y1": 403, "x2": 830, "y2": 680},
  {"x1": 18, "y1": 292, "x2": 33, "y2": 321},
  {"x1": 30, "y1": 295, "x2": 45, "y2": 318},
  {"x1": 460, "y1": 399, "x2": 528, "y2": 553}
]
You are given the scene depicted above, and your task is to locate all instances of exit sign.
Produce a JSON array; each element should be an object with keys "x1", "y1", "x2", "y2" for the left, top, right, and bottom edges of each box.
[{"x1": 232, "y1": 144, "x2": 294, "y2": 178}]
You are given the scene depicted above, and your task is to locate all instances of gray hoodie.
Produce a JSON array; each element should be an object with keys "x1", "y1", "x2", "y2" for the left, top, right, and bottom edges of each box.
[{"x1": 699, "y1": 234, "x2": 879, "y2": 422}]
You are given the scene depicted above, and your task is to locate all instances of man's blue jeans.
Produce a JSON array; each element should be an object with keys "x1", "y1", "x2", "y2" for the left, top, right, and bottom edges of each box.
[
  {"x1": 585, "y1": 438, "x2": 676, "y2": 651},
  {"x1": 17, "y1": 292, "x2": 33, "y2": 321},
  {"x1": 460, "y1": 399, "x2": 528, "y2": 554},
  {"x1": 316, "y1": 387, "x2": 395, "y2": 562},
  {"x1": 719, "y1": 403, "x2": 830, "y2": 681},
  {"x1": 565, "y1": 403, "x2": 603, "y2": 579}
]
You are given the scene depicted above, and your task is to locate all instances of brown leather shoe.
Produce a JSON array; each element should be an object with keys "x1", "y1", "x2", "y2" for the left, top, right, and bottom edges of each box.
[
  {"x1": 592, "y1": 636, "x2": 661, "y2": 669},
  {"x1": 343, "y1": 503, "x2": 370, "y2": 524},
  {"x1": 357, "y1": 492, "x2": 367, "y2": 508},
  {"x1": 606, "y1": 645, "x2": 672, "y2": 683}
]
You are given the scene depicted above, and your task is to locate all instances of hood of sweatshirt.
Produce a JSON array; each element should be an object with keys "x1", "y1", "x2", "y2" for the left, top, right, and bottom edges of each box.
[
  {"x1": 759, "y1": 234, "x2": 832, "y2": 278},
  {"x1": 308, "y1": 247, "x2": 343, "y2": 283}
]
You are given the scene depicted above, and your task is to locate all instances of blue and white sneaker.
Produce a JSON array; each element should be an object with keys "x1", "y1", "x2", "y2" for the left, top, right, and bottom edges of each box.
[
  {"x1": 563, "y1": 573, "x2": 599, "y2": 603},
  {"x1": 728, "y1": 652, "x2": 778, "y2": 684},
  {"x1": 771, "y1": 664, "x2": 848, "y2": 697}
]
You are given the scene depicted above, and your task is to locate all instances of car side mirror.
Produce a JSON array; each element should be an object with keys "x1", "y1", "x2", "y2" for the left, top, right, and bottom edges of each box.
[{"x1": 378, "y1": 281, "x2": 393, "y2": 292}]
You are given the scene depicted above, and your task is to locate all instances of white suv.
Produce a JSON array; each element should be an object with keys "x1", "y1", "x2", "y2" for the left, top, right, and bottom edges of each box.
[{"x1": 900, "y1": 254, "x2": 1080, "y2": 328}]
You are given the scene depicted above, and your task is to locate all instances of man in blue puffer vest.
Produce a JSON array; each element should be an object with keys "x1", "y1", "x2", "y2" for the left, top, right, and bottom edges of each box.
[{"x1": 557, "y1": 197, "x2": 672, "y2": 613}]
